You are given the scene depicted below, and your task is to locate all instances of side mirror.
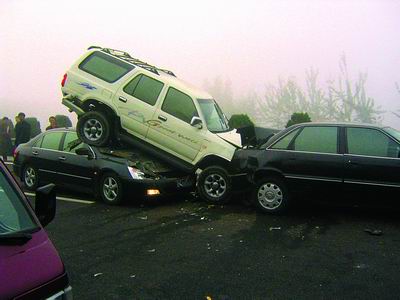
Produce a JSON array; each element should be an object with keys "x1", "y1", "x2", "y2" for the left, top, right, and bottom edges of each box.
[
  {"x1": 190, "y1": 116, "x2": 203, "y2": 129},
  {"x1": 35, "y1": 184, "x2": 56, "y2": 227},
  {"x1": 75, "y1": 147, "x2": 93, "y2": 159}
]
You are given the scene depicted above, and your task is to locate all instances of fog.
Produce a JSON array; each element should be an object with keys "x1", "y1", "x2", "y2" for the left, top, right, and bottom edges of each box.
[{"x1": 1, "y1": 0, "x2": 399, "y2": 128}]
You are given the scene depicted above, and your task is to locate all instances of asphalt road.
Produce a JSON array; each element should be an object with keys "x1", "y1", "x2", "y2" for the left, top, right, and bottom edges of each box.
[{"x1": 23, "y1": 186, "x2": 400, "y2": 300}]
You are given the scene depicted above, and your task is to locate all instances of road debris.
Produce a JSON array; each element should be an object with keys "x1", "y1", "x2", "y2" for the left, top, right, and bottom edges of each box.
[
  {"x1": 269, "y1": 227, "x2": 281, "y2": 231},
  {"x1": 147, "y1": 249, "x2": 156, "y2": 253},
  {"x1": 130, "y1": 274, "x2": 136, "y2": 278},
  {"x1": 93, "y1": 273, "x2": 103, "y2": 277},
  {"x1": 364, "y1": 229, "x2": 383, "y2": 236},
  {"x1": 138, "y1": 216, "x2": 148, "y2": 220}
]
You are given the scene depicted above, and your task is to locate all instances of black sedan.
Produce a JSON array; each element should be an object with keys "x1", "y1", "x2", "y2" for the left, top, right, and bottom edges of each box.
[
  {"x1": 13, "y1": 128, "x2": 193, "y2": 205},
  {"x1": 236, "y1": 122, "x2": 400, "y2": 214}
]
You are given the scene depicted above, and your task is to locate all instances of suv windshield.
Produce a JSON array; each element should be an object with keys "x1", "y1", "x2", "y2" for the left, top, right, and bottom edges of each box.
[
  {"x1": 0, "y1": 168, "x2": 37, "y2": 234},
  {"x1": 198, "y1": 99, "x2": 229, "y2": 133}
]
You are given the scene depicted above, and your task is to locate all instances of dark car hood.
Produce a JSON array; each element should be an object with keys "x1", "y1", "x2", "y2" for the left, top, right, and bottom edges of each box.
[{"x1": 0, "y1": 229, "x2": 64, "y2": 299}]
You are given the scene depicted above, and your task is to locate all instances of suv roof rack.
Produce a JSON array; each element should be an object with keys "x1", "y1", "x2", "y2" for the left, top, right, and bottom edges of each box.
[{"x1": 87, "y1": 46, "x2": 176, "y2": 77}]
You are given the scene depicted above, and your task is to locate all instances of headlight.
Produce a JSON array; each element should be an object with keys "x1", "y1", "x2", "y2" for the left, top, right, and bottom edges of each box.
[{"x1": 128, "y1": 166, "x2": 146, "y2": 179}]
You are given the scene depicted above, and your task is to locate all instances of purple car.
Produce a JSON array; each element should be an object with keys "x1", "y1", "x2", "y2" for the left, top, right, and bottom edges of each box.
[{"x1": 0, "y1": 159, "x2": 72, "y2": 299}]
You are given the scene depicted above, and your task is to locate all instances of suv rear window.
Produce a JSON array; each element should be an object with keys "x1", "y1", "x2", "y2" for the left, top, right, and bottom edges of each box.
[
  {"x1": 123, "y1": 74, "x2": 164, "y2": 106},
  {"x1": 79, "y1": 51, "x2": 134, "y2": 83}
]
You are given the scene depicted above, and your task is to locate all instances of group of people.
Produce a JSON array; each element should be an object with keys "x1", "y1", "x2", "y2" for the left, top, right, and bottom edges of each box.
[{"x1": 0, "y1": 113, "x2": 59, "y2": 161}]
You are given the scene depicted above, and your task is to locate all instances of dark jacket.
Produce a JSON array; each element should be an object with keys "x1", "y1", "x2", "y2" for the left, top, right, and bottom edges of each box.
[
  {"x1": 0, "y1": 121, "x2": 13, "y2": 156},
  {"x1": 15, "y1": 121, "x2": 31, "y2": 147}
]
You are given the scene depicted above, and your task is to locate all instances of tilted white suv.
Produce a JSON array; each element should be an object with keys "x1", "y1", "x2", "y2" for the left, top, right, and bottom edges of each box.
[{"x1": 61, "y1": 46, "x2": 243, "y2": 202}]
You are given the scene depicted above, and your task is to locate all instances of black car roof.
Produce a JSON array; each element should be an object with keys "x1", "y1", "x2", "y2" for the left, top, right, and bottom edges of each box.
[{"x1": 288, "y1": 122, "x2": 386, "y2": 129}]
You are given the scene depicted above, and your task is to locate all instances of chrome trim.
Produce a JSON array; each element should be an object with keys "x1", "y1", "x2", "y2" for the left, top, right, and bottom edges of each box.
[
  {"x1": 344, "y1": 153, "x2": 400, "y2": 161},
  {"x1": 267, "y1": 149, "x2": 343, "y2": 156},
  {"x1": 344, "y1": 180, "x2": 400, "y2": 188},
  {"x1": 39, "y1": 169, "x2": 57, "y2": 174},
  {"x1": 58, "y1": 171, "x2": 92, "y2": 180},
  {"x1": 285, "y1": 175, "x2": 342, "y2": 183}
]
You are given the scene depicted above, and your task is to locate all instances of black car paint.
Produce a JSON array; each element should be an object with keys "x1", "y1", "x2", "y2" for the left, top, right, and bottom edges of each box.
[
  {"x1": 13, "y1": 129, "x2": 192, "y2": 199},
  {"x1": 240, "y1": 123, "x2": 400, "y2": 198}
]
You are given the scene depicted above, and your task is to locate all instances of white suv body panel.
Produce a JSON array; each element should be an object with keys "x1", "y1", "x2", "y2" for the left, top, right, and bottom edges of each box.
[{"x1": 62, "y1": 49, "x2": 240, "y2": 167}]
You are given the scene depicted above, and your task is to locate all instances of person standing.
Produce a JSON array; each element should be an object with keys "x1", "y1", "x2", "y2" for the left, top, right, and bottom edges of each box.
[
  {"x1": 46, "y1": 116, "x2": 58, "y2": 130},
  {"x1": 0, "y1": 117, "x2": 12, "y2": 161},
  {"x1": 14, "y1": 112, "x2": 31, "y2": 148}
]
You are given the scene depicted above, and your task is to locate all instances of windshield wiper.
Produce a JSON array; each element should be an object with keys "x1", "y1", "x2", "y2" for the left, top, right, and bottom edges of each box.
[{"x1": 0, "y1": 232, "x2": 32, "y2": 245}]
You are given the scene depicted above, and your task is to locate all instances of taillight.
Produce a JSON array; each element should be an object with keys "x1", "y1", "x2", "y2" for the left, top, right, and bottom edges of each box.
[
  {"x1": 61, "y1": 73, "x2": 68, "y2": 87},
  {"x1": 13, "y1": 149, "x2": 19, "y2": 161}
]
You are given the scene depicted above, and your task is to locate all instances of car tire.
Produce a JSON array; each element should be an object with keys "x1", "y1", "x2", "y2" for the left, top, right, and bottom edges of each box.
[
  {"x1": 23, "y1": 165, "x2": 39, "y2": 191},
  {"x1": 253, "y1": 176, "x2": 291, "y2": 214},
  {"x1": 197, "y1": 166, "x2": 231, "y2": 203},
  {"x1": 99, "y1": 173, "x2": 123, "y2": 205},
  {"x1": 77, "y1": 111, "x2": 111, "y2": 147}
]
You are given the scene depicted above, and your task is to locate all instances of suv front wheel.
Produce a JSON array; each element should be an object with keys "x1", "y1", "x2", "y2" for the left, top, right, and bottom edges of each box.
[
  {"x1": 197, "y1": 166, "x2": 231, "y2": 203},
  {"x1": 77, "y1": 111, "x2": 111, "y2": 147}
]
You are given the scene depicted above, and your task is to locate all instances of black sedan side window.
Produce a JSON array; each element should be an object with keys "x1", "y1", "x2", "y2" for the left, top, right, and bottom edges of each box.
[
  {"x1": 270, "y1": 128, "x2": 300, "y2": 150},
  {"x1": 40, "y1": 132, "x2": 64, "y2": 151},
  {"x1": 347, "y1": 128, "x2": 400, "y2": 158},
  {"x1": 62, "y1": 132, "x2": 87, "y2": 152},
  {"x1": 292, "y1": 126, "x2": 338, "y2": 154}
]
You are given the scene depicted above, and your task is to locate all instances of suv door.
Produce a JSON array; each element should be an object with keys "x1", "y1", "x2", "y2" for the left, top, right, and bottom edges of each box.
[
  {"x1": 114, "y1": 73, "x2": 165, "y2": 139},
  {"x1": 58, "y1": 132, "x2": 95, "y2": 192},
  {"x1": 344, "y1": 127, "x2": 400, "y2": 193},
  {"x1": 271, "y1": 125, "x2": 343, "y2": 193},
  {"x1": 147, "y1": 87, "x2": 203, "y2": 162}
]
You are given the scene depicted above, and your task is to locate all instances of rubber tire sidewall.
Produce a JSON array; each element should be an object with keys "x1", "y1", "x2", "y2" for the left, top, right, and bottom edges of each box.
[
  {"x1": 77, "y1": 111, "x2": 111, "y2": 147},
  {"x1": 23, "y1": 164, "x2": 39, "y2": 191},
  {"x1": 253, "y1": 176, "x2": 291, "y2": 214},
  {"x1": 197, "y1": 166, "x2": 232, "y2": 204},
  {"x1": 99, "y1": 173, "x2": 123, "y2": 205}
]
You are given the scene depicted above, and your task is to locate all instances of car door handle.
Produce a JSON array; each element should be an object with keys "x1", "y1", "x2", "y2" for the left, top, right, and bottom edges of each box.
[
  {"x1": 58, "y1": 156, "x2": 66, "y2": 161},
  {"x1": 119, "y1": 96, "x2": 127, "y2": 103},
  {"x1": 158, "y1": 115, "x2": 167, "y2": 122},
  {"x1": 32, "y1": 151, "x2": 39, "y2": 155}
]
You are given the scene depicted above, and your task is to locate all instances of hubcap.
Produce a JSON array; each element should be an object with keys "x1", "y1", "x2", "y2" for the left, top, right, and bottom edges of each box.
[
  {"x1": 257, "y1": 182, "x2": 283, "y2": 210},
  {"x1": 83, "y1": 118, "x2": 103, "y2": 141},
  {"x1": 204, "y1": 174, "x2": 226, "y2": 198},
  {"x1": 103, "y1": 177, "x2": 118, "y2": 201},
  {"x1": 24, "y1": 167, "x2": 36, "y2": 187}
]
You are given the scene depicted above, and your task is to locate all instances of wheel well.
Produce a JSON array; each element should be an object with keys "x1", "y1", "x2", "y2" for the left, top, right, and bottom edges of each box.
[
  {"x1": 82, "y1": 100, "x2": 118, "y2": 120},
  {"x1": 196, "y1": 155, "x2": 232, "y2": 172},
  {"x1": 253, "y1": 169, "x2": 284, "y2": 182}
]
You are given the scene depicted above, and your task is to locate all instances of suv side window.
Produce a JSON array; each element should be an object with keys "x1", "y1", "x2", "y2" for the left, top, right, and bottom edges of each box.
[
  {"x1": 62, "y1": 132, "x2": 88, "y2": 153},
  {"x1": 123, "y1": 74, "x2": 164, "y2": 106},
  {"x1": 79, "y1": 51, "x2": 134, "y2": 83},
  {"x1": 292, "y1": 126, "x2": 338, "y2": 154},
  {"x1": 271, "y1": 128, "x2": 301, "y2": 150},
  {"x1": 347, "y1": 127, "x2": 400, "y2": 158},
  {"x1": 161, "y1": 87, "x2": 198, "y2": 123},
  {"x1": 41, "y1": 132, "x2": 64, "y2": 151}
]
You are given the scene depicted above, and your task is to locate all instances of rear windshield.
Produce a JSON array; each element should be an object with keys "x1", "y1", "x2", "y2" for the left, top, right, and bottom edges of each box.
[{"x1": 79, "y1": 51, "x2": 134, "y2": 83}]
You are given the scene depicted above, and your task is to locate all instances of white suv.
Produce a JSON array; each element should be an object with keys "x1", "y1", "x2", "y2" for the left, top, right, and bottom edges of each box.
[{"x1": 61, "y1": 46, "x2": 243, "y2": 202}]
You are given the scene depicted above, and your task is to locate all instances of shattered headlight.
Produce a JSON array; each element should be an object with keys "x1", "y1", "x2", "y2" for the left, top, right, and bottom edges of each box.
[{"x1": 128, "y1": 166, "x2": 146, "y2": 180}]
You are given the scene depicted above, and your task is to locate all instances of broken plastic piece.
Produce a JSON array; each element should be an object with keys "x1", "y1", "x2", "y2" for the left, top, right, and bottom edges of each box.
[{"x1": 364, "y1": 229, "x2": 383, "y2": 236}]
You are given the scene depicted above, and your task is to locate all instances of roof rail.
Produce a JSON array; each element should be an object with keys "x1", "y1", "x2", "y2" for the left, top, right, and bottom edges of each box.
[{"x1": 87, "y1": 46, "x2": 176, "y2": 77}]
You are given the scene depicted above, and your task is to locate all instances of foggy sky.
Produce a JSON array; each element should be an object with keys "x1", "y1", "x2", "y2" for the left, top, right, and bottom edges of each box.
[{"x1": 1, "y1": 0, "x2": 399, "y2": 128}]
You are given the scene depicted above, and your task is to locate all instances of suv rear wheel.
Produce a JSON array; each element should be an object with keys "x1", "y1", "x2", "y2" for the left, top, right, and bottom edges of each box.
[
  {"x1": 197, "y1": 166, "x2": 231, "y2": 203},
  {"x1": 77, "y1": 111, "x2": 111, "y2": 147}
]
